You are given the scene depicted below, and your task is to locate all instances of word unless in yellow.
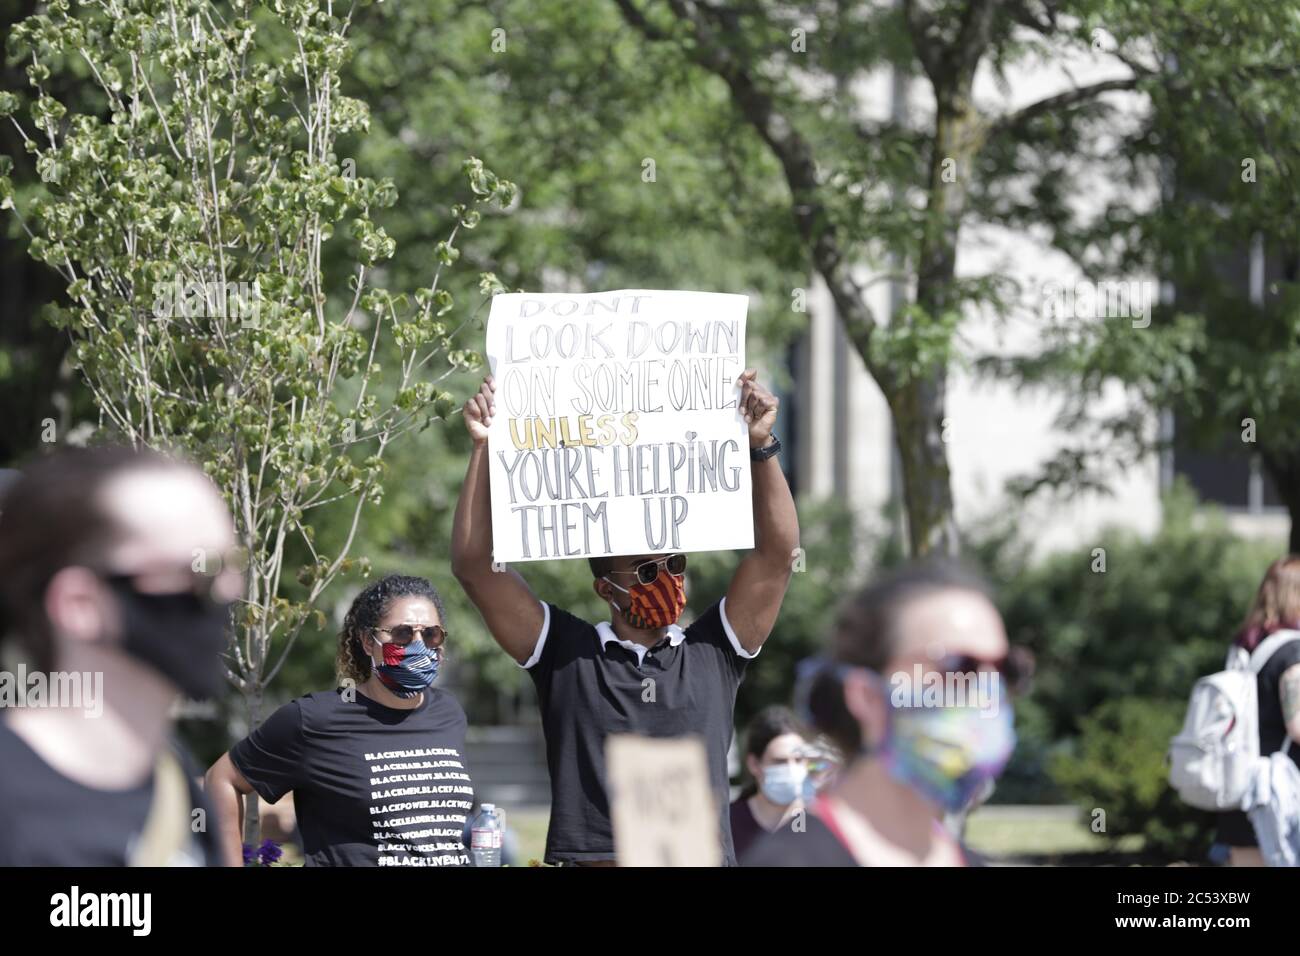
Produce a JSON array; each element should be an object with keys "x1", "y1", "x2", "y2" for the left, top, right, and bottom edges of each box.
[{"x1": 509, "y1": 413, "x2": 639, "y2": 450}]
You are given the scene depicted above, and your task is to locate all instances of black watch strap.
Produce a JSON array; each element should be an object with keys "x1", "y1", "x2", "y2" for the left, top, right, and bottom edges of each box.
[{"x1": 750, "y1": 435, "x2": 781, "y2": 461}]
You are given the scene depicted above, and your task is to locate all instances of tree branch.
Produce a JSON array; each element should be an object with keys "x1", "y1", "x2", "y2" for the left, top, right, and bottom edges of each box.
[
  {"x1": 989, "y1": 76, "x2": 1142, "y2": 141},
  {"x1": 614, "y1": 0, "x2": 883, "y2": 372},
  {"x1": 901, "y1": 0, "x2": 943, "y2": 83},
  {"x1": 952, "y1": 0, "x2": 1005, "y2": 88}
]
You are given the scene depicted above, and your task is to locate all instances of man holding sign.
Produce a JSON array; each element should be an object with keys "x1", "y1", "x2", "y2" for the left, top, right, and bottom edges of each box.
[{"x1": 451, "y1": 290, "x2": 799, "y2": 865}]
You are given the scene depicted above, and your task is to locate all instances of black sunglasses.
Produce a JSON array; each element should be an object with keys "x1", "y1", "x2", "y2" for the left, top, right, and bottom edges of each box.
[
  {"x1": 103, "y1": 572, "x2": 233, "y2": 610},
  {"x1": 936, "y1": 646, "x2": 1035, "y2": 695},
  {"x1": 612, "y1": 554, "x2": 688, "y2": 586},
  {"x1": 373, "y1": 624, "x2": 446, "y2": 648}
]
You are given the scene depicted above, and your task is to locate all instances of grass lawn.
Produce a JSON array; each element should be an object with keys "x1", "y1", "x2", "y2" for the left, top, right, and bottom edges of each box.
[
  {"x1": 963, "y1": 806, "x2": 1146, "y2": 865},
  {"x1": 508, "y1": 809, "x2": 552, "y2": 866}
]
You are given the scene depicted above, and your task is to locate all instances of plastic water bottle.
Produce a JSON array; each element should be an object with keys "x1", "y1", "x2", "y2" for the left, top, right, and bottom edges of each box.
[{"x1": 470, "y1": 803, "x2": 504, "y2": 867}]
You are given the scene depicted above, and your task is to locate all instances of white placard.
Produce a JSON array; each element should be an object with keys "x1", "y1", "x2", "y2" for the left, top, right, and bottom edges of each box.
[{"x1": 484, "y1": 289, "x2": 754, "y2": 563}]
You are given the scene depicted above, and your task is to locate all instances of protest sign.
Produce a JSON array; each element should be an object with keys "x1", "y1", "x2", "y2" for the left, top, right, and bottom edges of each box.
[
  {"x1": 605, "y1": 734, "x2": 722, "y2": 867},
  {"x1": 484, "y1": 289, "x2": 753, "y2": 563}
]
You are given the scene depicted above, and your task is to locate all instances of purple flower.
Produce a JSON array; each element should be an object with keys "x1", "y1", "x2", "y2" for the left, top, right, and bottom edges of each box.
[
  {"x1": 241, "y1": 839, "x2": 283, "y2": 866},
  {"x1": 257, "y1": 839, "x2": 283, "y2": 866}
]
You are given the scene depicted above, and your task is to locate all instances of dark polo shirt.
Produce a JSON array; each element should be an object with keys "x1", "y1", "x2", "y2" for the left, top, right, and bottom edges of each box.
[{"x1": 522, "y1": 598, "x2": 756, "y2": 865}]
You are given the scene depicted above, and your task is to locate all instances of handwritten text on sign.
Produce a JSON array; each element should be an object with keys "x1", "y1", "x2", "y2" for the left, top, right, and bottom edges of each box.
[{"x1": 485, "y1": 290, "x2": 754, "y2": 563}]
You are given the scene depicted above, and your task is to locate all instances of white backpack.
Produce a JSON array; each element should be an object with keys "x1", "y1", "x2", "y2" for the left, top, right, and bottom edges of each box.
[{"x1": 1168, "y1": 630, "x2": 1300, "y2": 811}]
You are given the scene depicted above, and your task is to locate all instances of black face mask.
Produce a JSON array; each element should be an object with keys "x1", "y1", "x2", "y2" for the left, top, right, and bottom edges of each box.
[{"x1": 104, "y1": 578, "x2": 231, "y2": 700}]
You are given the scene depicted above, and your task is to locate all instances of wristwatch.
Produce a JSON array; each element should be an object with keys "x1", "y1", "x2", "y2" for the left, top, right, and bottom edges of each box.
[{"x1": 750, "y1": 435, "x2": 782, "y2": 462}]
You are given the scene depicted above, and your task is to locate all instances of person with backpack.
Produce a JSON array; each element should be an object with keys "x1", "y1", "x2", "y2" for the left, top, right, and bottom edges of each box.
[
  {"x1": 1225, "y1": 558, "x2": 1300, "y2": 865},
  {"x1": 1170, "y1": 556, "x2": 1300, "y2": 866}
]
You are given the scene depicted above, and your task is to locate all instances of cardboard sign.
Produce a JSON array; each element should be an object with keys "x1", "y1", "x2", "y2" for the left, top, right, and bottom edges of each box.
[
  {"x1": 484, "y1": 289, "x2": 753, "y2": 563},
  {"x1": 605, "y1": 734, "x2": 722, "y2": 867}
]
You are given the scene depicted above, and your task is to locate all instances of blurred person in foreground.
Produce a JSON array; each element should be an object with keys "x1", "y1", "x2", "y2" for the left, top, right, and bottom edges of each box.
[
  {"x1": 0, "y1": 446, "x2": 238, "y2": 865},
  {"x1": 744, "y1": 562, "x2": 1028, "y2": 867},
  {"x1": 1217, "y1": 556, "x2": 1300, "y2": 867},
  {"x1": 803, "y1": 736, "x2": 843, "y2": 794},
  {"x1": 729, "y1": 706, "x2": 812, "y2": 859}
]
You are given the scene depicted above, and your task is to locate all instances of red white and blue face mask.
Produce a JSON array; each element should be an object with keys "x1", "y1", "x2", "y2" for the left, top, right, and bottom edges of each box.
[{"x1": 369, "y1": 638, "x2": 439, "y2": 697}]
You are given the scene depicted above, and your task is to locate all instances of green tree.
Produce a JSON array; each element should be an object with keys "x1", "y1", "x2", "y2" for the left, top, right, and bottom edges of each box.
[
  {"x1": 0, "y1": 0, "x2": 514, "y2": 838},
  {"x1": 978, "y1": 1, "x2": 1300, "y2": 549},
  {"x1": 247, "y1": 0, "x2": 821, "y2": 717},
  {"x1": 0, "y1": 0, "x2": 99, "y2": 465},
  {"x1": 337, "y1": 0, "x2": 806, "y2": 348},
  {"x1": 602, "y1": 0, "x2": 1171, "y2": 556}
]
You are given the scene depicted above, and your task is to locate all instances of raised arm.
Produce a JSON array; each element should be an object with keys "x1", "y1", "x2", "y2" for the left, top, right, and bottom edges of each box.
[
  {"x1": 450, "y1": 374, "x2": 546, "y2": 664},
  {"x1": 724, "y1": 368, "x2": 800, "y2": 654}
]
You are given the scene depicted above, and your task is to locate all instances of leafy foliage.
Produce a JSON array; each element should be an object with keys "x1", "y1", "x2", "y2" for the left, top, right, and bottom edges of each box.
[
  {"x1": 1049, "y1": 697, "x2": 1215, "y2": 862},
  {"x1": 1, "y1": 0, "x2": 514, "y2": 726},
  {"x1": 971, "y1": 483, "x2": 1280, "y2": 858}
]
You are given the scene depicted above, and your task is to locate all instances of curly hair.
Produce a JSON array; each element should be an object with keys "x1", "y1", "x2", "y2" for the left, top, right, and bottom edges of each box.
[{"x1": 336, "y1": 574, "x2": 446, "y2": 685}]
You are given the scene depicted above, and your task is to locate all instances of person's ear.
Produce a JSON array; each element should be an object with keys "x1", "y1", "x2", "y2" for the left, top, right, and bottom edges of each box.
[
  {"x1": 746, "y1": 753, "x2": 763, "y2": 782},
  {"x1": 45, "y1": 566, "x2": 113, "y2": 646},
  {"x1": 842, "y1": 669, "x2": 889, "y2": 751},
  {"x1": 592, "y1": 577, "x2": 613, "y2": 603}
]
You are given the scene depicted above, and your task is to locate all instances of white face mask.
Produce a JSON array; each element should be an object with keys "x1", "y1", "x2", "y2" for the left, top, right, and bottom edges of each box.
[{"x1": 760, "y1": 763, "x2": 808, "y2": 807}]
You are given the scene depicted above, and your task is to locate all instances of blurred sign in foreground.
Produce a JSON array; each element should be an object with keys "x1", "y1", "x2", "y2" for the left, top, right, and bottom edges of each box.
[{"x1": 605, "y1": 733, "x2": 721, "y2": 867}]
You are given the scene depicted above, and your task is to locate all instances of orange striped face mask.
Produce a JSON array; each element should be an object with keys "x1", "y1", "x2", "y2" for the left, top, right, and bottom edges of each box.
[{"x1": 604, "y1": 569, "x2": 687, "y2": 630}]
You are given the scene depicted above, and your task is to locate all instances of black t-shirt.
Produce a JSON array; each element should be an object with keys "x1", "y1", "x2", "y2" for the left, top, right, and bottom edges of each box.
[
  {"x1": 525, "y1": 598, "x2": 754, "y2": 865},
  {"x1": 0, "y1": 718, "x2": 220, "y2": 866},
  {"x1": 741, "y1": 806, "x2": 982, "y2": 867},
  {"x1": 1256, "y1": 638, "x2": 1300, "y2": 766},
  {"x1": 229, "y1": 687, "x2": 473, "y2": 867}
]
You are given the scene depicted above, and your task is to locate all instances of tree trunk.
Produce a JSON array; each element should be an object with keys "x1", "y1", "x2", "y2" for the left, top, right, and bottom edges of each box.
[
  {"x1": 889, "y1": 91, "x2": 983, "y2": 559},
  {"x1": 1260, "y1": 448, "x2": 1300, "y2": 554},
  {"x1": 888, "y1": 375, "x2": 960, "y2": 556},
  {"x1": 611, "y1": 0, "x2": 990, "y2": 562}
]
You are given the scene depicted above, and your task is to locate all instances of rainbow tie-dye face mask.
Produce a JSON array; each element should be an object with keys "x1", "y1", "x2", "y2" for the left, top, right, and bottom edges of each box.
[{"x1": 880, "y1": 699, "x2": 1016, "y2": 813}]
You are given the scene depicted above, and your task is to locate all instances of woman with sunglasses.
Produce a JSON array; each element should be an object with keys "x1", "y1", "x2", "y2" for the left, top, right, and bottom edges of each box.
[
  {"x1": 744, "y1": 562, "x2": 1030, "y2": 867},
  {"x1": 207, "y1": 574, "x2": 474, "y2": 866}
]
